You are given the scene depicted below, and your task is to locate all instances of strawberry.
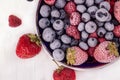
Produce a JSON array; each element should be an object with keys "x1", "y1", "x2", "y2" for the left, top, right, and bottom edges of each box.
[
  {"x1": 113, "y1": 25, "x2": 120, "y2": 37},
  {"x1": 66, "y1": 25, "x2": 80, "y2": 39},
  {"x1": 44, "y1": 0, "x2": 56, "y2": 5},
  {"x1": 53, "y1": 66, "x2": 76, "y2": 80},
  {"x1": 89, "y1": 32, "x2": 98, "y2": 38},
  {"x1": 114, "y1": 0, "x2": 120, "y2": 22},
  {"x1": 70, "y1": 12, "x2": 81, "y2": 26},
  {"x1": 16, "y1": 33, "x2": 41, "y2": 59},
  {"x1": 64, "y1": 1, "x2": 76, "y2": 15},
  {"x1": 66, "y1": 46, "x2": 88, "y2": 65},
  {"x1": 9, "y1": 15, "x2": 22, "y2": 27}
]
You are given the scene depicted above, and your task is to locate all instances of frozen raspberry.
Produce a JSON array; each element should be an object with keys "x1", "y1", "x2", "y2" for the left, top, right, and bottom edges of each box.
[
  {"x1": 87, "y1": 47, "x2": 96, "y2": 56},
  {"x1": 98, "y1": 38, "x2": 106, "y2": 43},
  {"x1": 94, "y1": 41, "x2": 119, "y2": 63},
  {"x1": 64, "y1": 1, "x2": 76, "y2": 15},
  {"x1": 44, "y1": 0, "x2": 56, "y2": 5},
  {"x1": 70, "y1": 12, "x2": 81, "y2": 26},
  {"x1": 66, "y1": 25, "x2": 80, "y2": 39},
  {"x1": 9, "y1": 15, "x2": 22, "y2": 27},
  {"x1": 89, "y1": 32, "x2": 98, "y2": 38},
  {"x1": 66, "y1": 46, "x2": 88, "y2": 65},
  {"x1": 113, "y1": 25, "x2": 120, "y2": 37}
]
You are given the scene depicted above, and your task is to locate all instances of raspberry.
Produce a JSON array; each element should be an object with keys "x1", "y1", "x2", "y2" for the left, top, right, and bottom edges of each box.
[
  {"x1": 113, "y1": 25, "x2": 120, "y2": 37},
  {"x1": 70, "y1": 12, "x2": 81, "y2": 26},
  {"x1": 98, "y1": 38, "x2": 106, "y2": 43},
  {"x1": 87, "y1": 47, "x2": 95, "y2": 56},
  {"x1": 64, "y1": 1, "x2": 76, "y2": 15},
  {"x1": 8, "y1": 15, "x2": 22, "y2": 27},
  {"x1": 89, "y1": 32, "x2": 98, "y2": 38},
  {"x1": 44, "y1": 0, "x2": 56, "y2": 5},
  {"x1": 66, "y1": 25, "x2": 80, "y2": 39}
]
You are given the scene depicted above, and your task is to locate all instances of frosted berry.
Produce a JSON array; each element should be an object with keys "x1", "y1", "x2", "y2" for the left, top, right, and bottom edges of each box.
[
  {"x1": 53, "y1": 19, "x2": 64, "y2": 30},
  {"x1": 40, "y1": 5, "x2": 51, "y2": 17},
  {"x1": 39, "y1": 18, "x2": 50, "y2": 29}
]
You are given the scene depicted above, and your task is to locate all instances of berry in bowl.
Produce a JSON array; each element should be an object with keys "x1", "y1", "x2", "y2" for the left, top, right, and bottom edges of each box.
[{"x1": 36, "y1": 0, "x2": 120, "y2": 70}]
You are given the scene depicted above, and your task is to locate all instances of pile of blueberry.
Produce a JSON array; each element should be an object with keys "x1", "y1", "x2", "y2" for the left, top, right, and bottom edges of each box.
[{"x1": 37, "y1": 0, "x2": 120, "y2": 68}]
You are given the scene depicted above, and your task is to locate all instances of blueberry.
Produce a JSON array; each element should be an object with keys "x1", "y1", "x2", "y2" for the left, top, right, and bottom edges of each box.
[
  {"x1": 39, "y1": 18, "x2": 50, "y2": 29},
  {"x1": 104, "y1": 22, "x2": 114, "y2": 31},
  {"x1": 53, "y1": 49, "x2": 65, "y2": 61},
  {"x1": 50, "y1": 39, "x2": 61, "y2": 50},
  {"x1": 53, "y1": 19, "x2": 64, "y2": 30},
  {"x1": 77, "y1": 5, "x2": 87, "y2": 13},
  {"x1": 95, "y1": 20, "x2": 104, "y2": 27},
  {"x1": 95, "y1": 8, "x2": 109, "y2": 22},
  {"x1": 40, "y1": 5, "x2": 51, "y2": 17},
  {"x1": 55, "y1": 0, "x2": 66, "y2": 8},
  {"x1": 51, "y1": 9, "x2": 60, "y2": 18},
  {"x1": 112, "y1": 18, "x2": 120, "y2": 26},
  {"x1": 99, "y1": 1, "x2": 111, "y2": 11},
  {"x1": 61, "y1": 44, "x2": 70, "y2": 51},
  {"x1": 42, "y1": 28, "x2": 56, "y2": 42},
  {"x1": 61, "y1": 34, "x2": 71, "y2": 44},
  {"x1": 81, "y1": 31, "x2": 89, "y2": 40},
  {"x1": 71, "y1": 39, "x2": 79, "y2": 46},
  {"x1": 105, "y1": 32, "x2": 114, "y2": 40},
  {"x1": 106, "y1": 13, "x2": 112, "y2": 22},
  {"x1": 95, "y1": 0, "x2": 103, "y2": 4},
  {"x1": 87, "y1": 6, "x2": 98, "y2": 18},
  {"x1": 81, "y1": 13, "x2": 91, "y2": 22},
  {"x1": 74, "y1": 0, "x2": 85, "y2": 4},
  {"x1": 78, "y1": 22, "x2": 85, "y2": 32},
  {"x1": 87, "y1": 38, "x2": 98, "y2": 47},
  {"x1": 97, "y1": 27, "x2": 106, "y2": 37},
  {"x1": 85, "y1": 0, "x2": 94, "y2": 7},
  {"x1": 60, "y1": 9, "x2": 66, "y2": 19},
  {"x1": 79, "y1": 41, "x2": 89, "y2": 50},
  {"x1": 85, "y1": 21, "x2": 97, "y2": 33}
]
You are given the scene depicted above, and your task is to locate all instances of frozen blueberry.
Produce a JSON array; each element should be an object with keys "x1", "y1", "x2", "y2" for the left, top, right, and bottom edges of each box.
[
  {"x1": 99, "y1": 1, "x2": 111, "y2": 11},
  {"x1": 85, "y1": 0, "x2": 94, "y2": 7},
  {"x1": 81, "y1": 13, "x2": 91, "y2": 22},
  {"x1": 106, "y1": 13, "x2": 112, "y2": 22},
  {"x1": 78, "y1": 22, "x2": 85, "y2": 32},
  {"x1": 77, "y1": 5, "x2": 87, "y2": 13},
  {"x1": 71, "y1": 39, "x2": 79, "y2": 46},
  {"x1": 95, "y1": 0, "x2": 104, "y2": 4},
  {"x1": 61, "y1": 44, "x2": 70, "y2": 51},
  {"x1": 97, "y1": 27, "x2": 106, "y2": 37},
  {"x1": 87, "y1": 6, "x2": 98, "y2": 18},
  {"x1": 105, "y1": 32, "x2": 114, "y2": 40},
  {"x1": 40, "y1": 5, "x2": 51, "y2": 17},
  {"x1": 87, "y1": 38, "x2": 98, "y2": 47},
  {"x1": 85, "y1": 21, "x2": 97, "y2": 33},
  {"x1": 104, "y1": 22, "x2": 114, "y2": 31},
  {"x1": 39, "y1": 18, "x2": 50, "y2": 29},
  {"x1": 95, "y1": 8, "x2": 109, "y2": 22},
  {"x1": 74, "y1": 0, "x2": 85, "y2": 4},
  {"x1": 61, "y1": 34, "x2": 71, "y2": 44},
  {"x1": 95, "y1": 20, "x2": 104, "y2": 27},
  {"x1": 53, "y1": 49, "x2": 65, "y2": 61},
  {"x1": 50, "y1": 39, "x2": 61, "y2": 50},
  {"x1": 79, "y1": 41, "x2": 89, "y2": 50},
  {"x1": 51, "y1": 9, "x2": 60, "y2": 18},
  {"x1": 112, "y1": 18, "x2": 120, "y2": 26},
  {"x1": 55, "y1": 0, "x2": 66, "y2": 8},
  {"x1": 42, "y1": 28, "x2": 56, "y2": 42},
  {"x1": 53, "y1": 19, "x2": 64, "y2": 30},
  {"x1": 81, "y1": 31, "x2": 89, "y2": 40},
  {"x1": 60, "y1": 9, "x2": 66, "y2": 19},
  {"x1": 56, "y1": 29, "x2": 64, "y2": 35}
]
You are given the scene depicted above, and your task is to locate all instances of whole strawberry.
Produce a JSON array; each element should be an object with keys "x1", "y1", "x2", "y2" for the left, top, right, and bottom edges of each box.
[
  {"x1": 44, "y1": 0, "x2": 56, "y2": 5},
  {"x1": 70, "y1": 12, "x2": 81, "y2": 26},
  {"x1": 9, "y1": 15, "x2": 22, "y2": 27},
  {"x1": 66, "y1": 46, "x2": 88, "y2": 65},
  {"x1": 113, "y1": 25, "x2": 120, "y2": 37},
  {"x1": 66, "y1": 25, "x2": 80, "y2": 39},
  {"x1": 114, "y1": 0, "x2": 120, "y2": 22},
  {"x1": 16, "y1": 33, "x2": 41, "y2": 59},
  {"x1": 53, "y1": 66, "x2": 76, "y2": 80},
  {"x1": 94, "y1": 41, "x2": 119, "y2": 63},
  {"x1": 64, "y1": 1, "x2": 76, "y2": 15}
]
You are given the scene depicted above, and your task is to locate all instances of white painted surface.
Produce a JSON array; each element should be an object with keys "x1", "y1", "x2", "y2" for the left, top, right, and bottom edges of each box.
[{"x1": 0, "y1": 0, "x2": 120, "y2": 80}]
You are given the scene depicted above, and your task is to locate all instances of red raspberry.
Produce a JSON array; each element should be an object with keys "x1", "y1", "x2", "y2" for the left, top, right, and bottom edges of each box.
[
  {"x1": 64, "y1": 1, "x2": 76, "y2": 15},
  {"x1": 66, "y1": 25, "x2": 80, "y2": 39},
  {"x1": 44, "y1": 0, "x2": 56, "y2": 5},
  {"x1": 89, "y1": 32, "x2": 98, "y2": 38},
  {"x1": 98, "y1": 38, "x2": 106, "y2": 43},
  {"x1": 113, "y1": 25, "x2": 120, "y2": 37},
  {"x1": 70, "y1": 12, "x2": 81, "y2": 26},
  {"x1": 106, "y1": 0, "x2": 115, "y2": 13},
  {"x1": 9, "y1": 15, "x2": 22, "y2": 27}
]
